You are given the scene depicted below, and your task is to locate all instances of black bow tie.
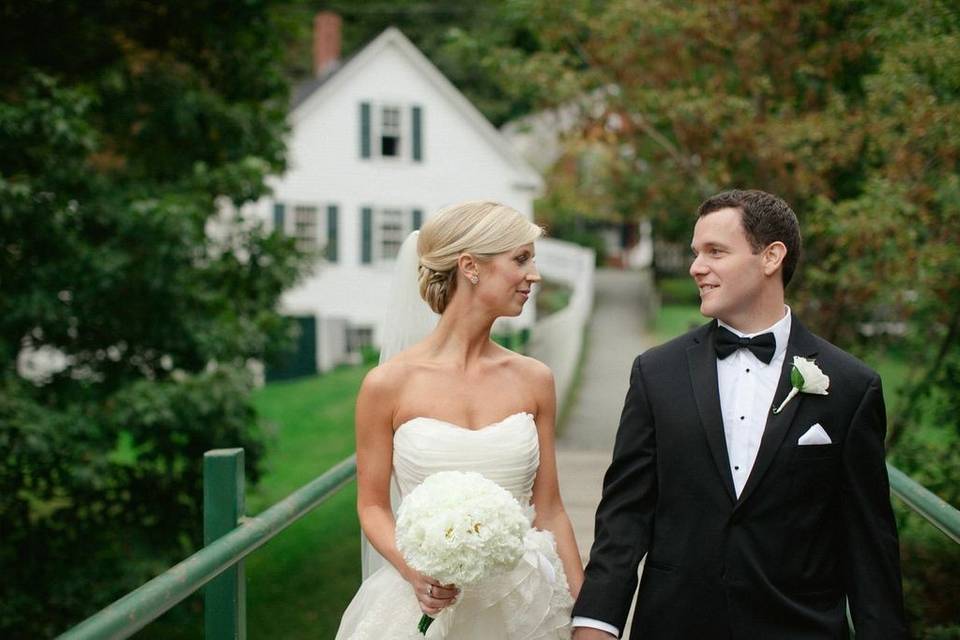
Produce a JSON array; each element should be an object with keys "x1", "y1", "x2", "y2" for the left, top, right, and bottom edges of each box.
[{"x1": 714, "y1": 326, "x2": 776, "y2": 364}]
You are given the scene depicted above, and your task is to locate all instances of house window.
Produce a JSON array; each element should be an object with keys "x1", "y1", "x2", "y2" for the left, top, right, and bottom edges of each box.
[
  {"x1": 274, "y1": 201, "x2": 338, "y2": 262},
  {"x1": 346, "y1": 326, "x2": 374, "y2": 353},
  {"x1": 359, "y1": 102, "x2": 423, "y2": 162},
  {"x1": 361, "y1": 207, "x2": 423, "y2": 264},
  {"x1": 377, "y1": 208, "x2": 406, "y2": 261},
  {"x1": 380, "y1": 106, "x2": 401, "y2": 158},
  {"x1": 294, "y1": 205, "x2": 319, "y2": 252}
]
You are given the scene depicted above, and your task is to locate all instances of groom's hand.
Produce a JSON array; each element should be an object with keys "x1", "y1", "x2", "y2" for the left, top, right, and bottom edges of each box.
[{"x1": 573, "y1": 629, "x2": 617, "y2": 639}]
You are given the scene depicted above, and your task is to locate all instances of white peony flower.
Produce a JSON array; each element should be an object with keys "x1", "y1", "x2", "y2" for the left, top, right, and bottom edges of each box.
[
  {"x1": 396, "y1": 470, "x2": 528, "y2": 586},
  {"x1": 773, "y1": 356, "x2": 830, "y2": 414},
  {"x1": 395, "y1": 470, "x2": 530, "y2": 634}
]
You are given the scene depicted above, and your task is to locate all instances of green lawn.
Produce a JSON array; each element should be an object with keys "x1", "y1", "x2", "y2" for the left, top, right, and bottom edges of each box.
[
  {"x1": 652, "y1": 276, "x2": 708, "y2": 344},
  {"x1": 653, "y1": 303, "x2": 707, "y2": 343},
  {"x1": 245, "y1": 365, "x2": 371, "y2": 639},
  {"x1": 138, "y1": 364, "x2": 371, "y2": 639}
]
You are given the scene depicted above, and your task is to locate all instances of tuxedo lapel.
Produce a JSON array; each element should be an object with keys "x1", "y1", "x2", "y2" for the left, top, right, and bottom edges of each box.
[
  {"x1": 687, "y1": 322, "x2": 737, "y2": 503},
  {"x1": 734, "y1": 319, "x2": 819, "y2": 511}
]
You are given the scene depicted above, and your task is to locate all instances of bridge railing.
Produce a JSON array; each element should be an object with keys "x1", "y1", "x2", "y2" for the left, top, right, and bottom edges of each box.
[
  {"x1": 886, "y1": 463, "x2": 960, "y2": 544},
  {"x1": 57, "y1": 452, "x2": 958, "y2": 640},
  {"x1": 58, "y1": 449, "x2": 356, "y2": 640}
]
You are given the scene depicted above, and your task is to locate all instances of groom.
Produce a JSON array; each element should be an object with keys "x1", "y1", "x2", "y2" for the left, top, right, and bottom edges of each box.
[{"x1": 572, "y1": 190, "x2": 907, "y2": 639}]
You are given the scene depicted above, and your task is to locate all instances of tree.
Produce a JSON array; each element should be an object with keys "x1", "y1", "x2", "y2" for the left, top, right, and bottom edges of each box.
[
  {"x1": 477, "y1": 0, "x2": 959, "y2": 634},
  {"x1": 0, "y1": 2, "x2": 309, "y2": 635},
  {"x1": 272, "y1": 0, "x2": 547, "y2": 126}
]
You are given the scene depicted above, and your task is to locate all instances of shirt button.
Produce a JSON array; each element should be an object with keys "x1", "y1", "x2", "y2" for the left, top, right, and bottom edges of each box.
[
  {"x1": 734, "y1": 466, "x2": 740, "y2": 471},
  {"x1": 740, "y1": 416, "x2": 745, "y2": 420},
  {"x1": 745, "y1": 368, "x2": 751, "y2": 373}
]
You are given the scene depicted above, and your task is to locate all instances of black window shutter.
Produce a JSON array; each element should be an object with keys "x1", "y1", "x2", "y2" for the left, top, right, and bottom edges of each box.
[
  {"x1": 411, "y1": 105, "x2": 423, "y2": 162},
  {"x1": 326, "y1": 205, "x2": 339, "y2": 262},
  {"x1": 361, "y1": 207, "x2": 373, "y2": 264},
  {"x1": 412, "y1": 208, "x2": 423, "y2": 231},
  {"x1": 273, "y1": 202, "x2": 286, "y2": 234},
  {"x1": 360, "y1": 102, "x2": 372, "y2": 159}
]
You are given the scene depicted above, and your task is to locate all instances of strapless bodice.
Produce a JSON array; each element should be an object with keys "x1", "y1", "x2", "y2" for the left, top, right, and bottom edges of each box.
[
  {"x1": 339, "y1": 411, "x2": 572, "y2": 639},
  {"x1": 392, "y1": 412, "x2": 540, "y2": 507}
]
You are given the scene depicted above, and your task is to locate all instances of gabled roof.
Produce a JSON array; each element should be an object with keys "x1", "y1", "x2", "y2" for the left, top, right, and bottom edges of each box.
[
  {"x1": 291, "y1": 61, "x2": 343, "y2": 110},
  {"x1": 291, "y1": 27, "x2": 543, "y2": 190}
]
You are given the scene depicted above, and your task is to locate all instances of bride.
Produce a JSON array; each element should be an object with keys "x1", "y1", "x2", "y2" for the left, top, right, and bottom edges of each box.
[{"x1": 335, "y1": 201, "x2": 583, "y2": 639}]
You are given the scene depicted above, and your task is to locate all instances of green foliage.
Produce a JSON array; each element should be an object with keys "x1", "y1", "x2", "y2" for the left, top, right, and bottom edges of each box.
[
  {"x1": 535, "y1": 280, "x2": 573, "y2": 317},
  {"x1": 494, "y1": 1, "x2": 959, "y2": 632},
  {"x1": 533, "y1": 0, "x2": 960, "y2": 459},
  {"x1": 277, "y1": 1, "x2": 545, "y2": 126},
  {"x1": 360, "y1": 344, "x2": 381, "y2": 366},
  {"x1": 896, "y1": 505, "x2": 960, "y2": 639},
  {"x1": 535, "y1": 188, "x2": 609, "y2": 264},
  {"x1": 0, "y1": 2, "x2": 310, "y2": 636},
  {"x1": 656, "y1": 276, "x2": 700, "y2": 306},
  {"x1": 138, "y1": 365, "x2": 369, "y2": 640}
]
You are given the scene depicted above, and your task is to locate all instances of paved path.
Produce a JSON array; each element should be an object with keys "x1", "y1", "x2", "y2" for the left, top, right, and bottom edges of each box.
[{"x1": 556, "y1": 268, "x2": 656, "y2": 637}]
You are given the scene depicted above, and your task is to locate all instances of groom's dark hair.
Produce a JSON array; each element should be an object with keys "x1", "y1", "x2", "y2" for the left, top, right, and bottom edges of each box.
[{"x1": 697, "y1": 189, "x2": 802, "y2": 287}]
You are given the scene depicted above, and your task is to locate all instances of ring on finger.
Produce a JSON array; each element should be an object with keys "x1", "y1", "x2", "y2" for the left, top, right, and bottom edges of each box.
[{"x1": 428, "y1": 585, "x2": 434, "y2": 597}]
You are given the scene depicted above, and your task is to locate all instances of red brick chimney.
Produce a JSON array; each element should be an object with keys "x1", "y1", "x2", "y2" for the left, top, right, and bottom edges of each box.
[{"x1": 313, "y1": 11, "x2": 342, "y2": 77}]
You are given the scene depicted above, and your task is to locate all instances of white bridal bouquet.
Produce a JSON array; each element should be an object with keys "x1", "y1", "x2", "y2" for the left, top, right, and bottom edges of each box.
[{"x1": 395, "y1": 470, "x2": 530, "y2": 634}]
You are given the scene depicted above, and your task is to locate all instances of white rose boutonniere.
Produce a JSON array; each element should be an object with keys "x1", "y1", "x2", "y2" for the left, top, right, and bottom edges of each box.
[{"x1": 772, "y1": 356, "x2": 830, "y2": 414}]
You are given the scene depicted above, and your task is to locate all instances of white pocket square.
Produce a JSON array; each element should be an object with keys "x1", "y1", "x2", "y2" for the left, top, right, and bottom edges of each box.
[{"x1": 798, "y1": 423, "x2": 832, "y2": 445}]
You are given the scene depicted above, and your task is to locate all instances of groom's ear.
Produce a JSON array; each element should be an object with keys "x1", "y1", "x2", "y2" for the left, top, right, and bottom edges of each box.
[{"x1": 762, "y1": 241, "x2": 788, "y2": 278}]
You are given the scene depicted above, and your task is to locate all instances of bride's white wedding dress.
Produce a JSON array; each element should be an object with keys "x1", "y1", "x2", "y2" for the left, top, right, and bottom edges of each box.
[{"x1": 335, "y1": 412, "x2": 573, "y2": 639}]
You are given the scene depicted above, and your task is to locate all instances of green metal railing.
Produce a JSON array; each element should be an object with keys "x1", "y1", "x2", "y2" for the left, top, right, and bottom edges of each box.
[
  {"x1": 886, "y1": 463, "x2": 960, "y2": 544},
  {"x1": 845, "y1": 463, "x2": 960, "y2": 636},
  {"x1": 58, "y1": 449, "x2": 356, "y2": 640},
  {"x1": 57, "y1": 452, "x2": 958, "y2": 640}
]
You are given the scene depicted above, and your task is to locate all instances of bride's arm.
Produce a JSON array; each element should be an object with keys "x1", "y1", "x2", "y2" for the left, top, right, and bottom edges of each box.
[
  {"x1": 355, "y1": 366, "x2": 457, "y2": 615},
  {"x1": 528, "y1": 361, "x2": 585, "y2": 598},
  {"x1": 355, "y1": 366, "x2": 405, "y2": 572}
]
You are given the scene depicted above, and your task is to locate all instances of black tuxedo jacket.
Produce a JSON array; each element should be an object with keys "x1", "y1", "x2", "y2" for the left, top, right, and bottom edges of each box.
[{"x1": 573, "y1": 318, "x2": 907, "y2": 639}]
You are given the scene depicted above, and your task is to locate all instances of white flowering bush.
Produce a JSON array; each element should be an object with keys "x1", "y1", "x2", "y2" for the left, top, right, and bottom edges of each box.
[{"x1": 396, "y1": 470, "x2": 529, "y2": 587}]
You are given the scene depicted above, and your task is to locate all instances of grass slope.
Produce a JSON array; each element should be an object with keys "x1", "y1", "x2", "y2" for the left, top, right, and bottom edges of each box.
[{"x1": 245, "y1": 365, "x2": 370, "y2": 639}]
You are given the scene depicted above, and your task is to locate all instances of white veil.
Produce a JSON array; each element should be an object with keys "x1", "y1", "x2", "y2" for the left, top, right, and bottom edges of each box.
[
  {"x1": 377, "y1": 231, "x2": 441, "y2": 365},
  {"x1": 360, "y1": 230, "x2": 440, "y2": 580}
]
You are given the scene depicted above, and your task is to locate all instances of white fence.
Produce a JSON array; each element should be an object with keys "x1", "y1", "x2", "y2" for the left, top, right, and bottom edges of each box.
[{"x1": 528, "y1": 238, "x2": 596, "y2": 409}]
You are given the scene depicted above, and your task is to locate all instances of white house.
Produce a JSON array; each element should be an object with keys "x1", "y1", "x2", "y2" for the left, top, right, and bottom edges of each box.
[{"x1": 244, "y1": 13, "x2": 544, "y2": 377}]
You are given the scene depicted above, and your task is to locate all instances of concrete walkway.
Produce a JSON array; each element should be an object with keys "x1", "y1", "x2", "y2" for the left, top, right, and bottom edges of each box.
[{"x1": 556, "y1": 268, "x2": 656, "y2": 637}]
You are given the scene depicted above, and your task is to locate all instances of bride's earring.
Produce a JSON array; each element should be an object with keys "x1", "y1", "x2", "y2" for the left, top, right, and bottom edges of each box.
[{"x1": 469, "y1": 273, "x2": 479, "y2": 285}]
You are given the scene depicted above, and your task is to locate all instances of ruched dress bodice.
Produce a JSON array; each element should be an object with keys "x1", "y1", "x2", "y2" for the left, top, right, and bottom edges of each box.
[
  {"x1": 393, "y1": 412, "x2": 540, "y2": 508},
  {"x1": 336, "y1": 412, "x2": 573, "y2": 640}
]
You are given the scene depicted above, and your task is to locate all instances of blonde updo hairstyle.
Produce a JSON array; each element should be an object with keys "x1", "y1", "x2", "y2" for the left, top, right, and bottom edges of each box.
[{"x1": 417, "y1": 201, "x2": 543, "y2": 314}]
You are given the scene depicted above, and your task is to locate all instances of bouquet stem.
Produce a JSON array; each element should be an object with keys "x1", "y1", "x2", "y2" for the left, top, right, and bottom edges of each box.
[{"x1": 418, "y1": 614, "x2": 434, "y2": 635}]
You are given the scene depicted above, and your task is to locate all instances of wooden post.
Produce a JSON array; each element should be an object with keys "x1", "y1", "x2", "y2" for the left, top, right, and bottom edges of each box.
[{"x1": 204, "y1": 448, "x2": 246, "y2": 640}]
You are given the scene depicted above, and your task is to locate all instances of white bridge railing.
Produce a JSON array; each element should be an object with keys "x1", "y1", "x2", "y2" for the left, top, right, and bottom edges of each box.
[{"x1": 528, "y1": 238, "x2": 596, "y2": 408}]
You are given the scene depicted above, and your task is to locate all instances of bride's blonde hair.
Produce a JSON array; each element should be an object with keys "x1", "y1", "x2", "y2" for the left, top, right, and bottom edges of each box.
[{"x1": 417, "y1": 201, "x2": 543, "y2": 314}]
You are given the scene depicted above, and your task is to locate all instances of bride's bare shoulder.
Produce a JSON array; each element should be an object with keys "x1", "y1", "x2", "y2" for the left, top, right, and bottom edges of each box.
[
  {"x1": 359, "y1": 346, "x2": 432, "y2": 396},
  {"x1": 356, "y1": 360, "x2": 413, "y2": 428},
  {"x1": 495, "y1": 347, "x2": 554, "y2": 388}
]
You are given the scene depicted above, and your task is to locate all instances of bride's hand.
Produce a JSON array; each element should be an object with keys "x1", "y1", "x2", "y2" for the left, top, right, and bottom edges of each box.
[{"x1": 406, "y1": 570, "x2": 459, "y2": 616}]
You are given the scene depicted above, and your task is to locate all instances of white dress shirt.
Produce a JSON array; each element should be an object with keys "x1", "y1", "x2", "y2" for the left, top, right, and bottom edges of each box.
[
  {"x1": 716, "y1": 308, "x2": 791, "y2": 497},
  {"x1": 572, "y1": 309, "x2": 792, "y2": 637}
]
